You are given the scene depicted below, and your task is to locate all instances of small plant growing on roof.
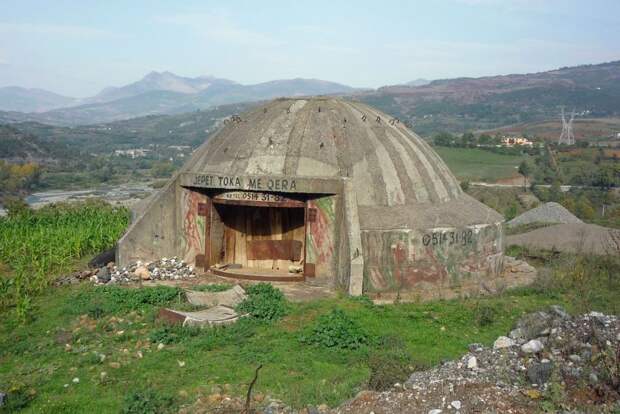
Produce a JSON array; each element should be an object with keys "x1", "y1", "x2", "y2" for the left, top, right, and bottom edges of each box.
[
  {"x1": 299, "y1": 308, "x2": 369, "y2": 350},
  {"x1": 236, "y1": 283, "x2": 288, "y2": 322}
]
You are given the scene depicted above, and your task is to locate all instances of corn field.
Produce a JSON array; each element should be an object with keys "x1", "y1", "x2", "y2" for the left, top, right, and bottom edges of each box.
[{"x1": 0, "y1": 200, "x2": 130, "y2": 317}]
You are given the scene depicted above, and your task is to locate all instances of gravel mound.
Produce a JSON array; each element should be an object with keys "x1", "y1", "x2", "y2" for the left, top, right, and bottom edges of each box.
[
  {"x1": 334, "y1": 307, "x2": 620, "y2": 414},
  {"x1": 506, "y1": 223, "x2": 620, "y2": 255},
  {"x1": 507, "y1": 202, "x2": 582, "y2": 227}
]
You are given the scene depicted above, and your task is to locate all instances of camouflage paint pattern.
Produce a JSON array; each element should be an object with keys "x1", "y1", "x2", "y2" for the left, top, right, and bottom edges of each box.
[
  {"x1": 306, "y1": 196, "x2": 337, "y2": 278},
  {"x1": 362, "y1": 222, "x2": 503, "y2": 297},
  {"x1": 181, "y1": 188, "x2": 206, "y2": 264}
]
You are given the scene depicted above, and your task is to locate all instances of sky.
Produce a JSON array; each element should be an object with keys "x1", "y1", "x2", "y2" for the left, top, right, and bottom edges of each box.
[{"x1": 1, "y1": 0, "x2": 619, "y2": 97}]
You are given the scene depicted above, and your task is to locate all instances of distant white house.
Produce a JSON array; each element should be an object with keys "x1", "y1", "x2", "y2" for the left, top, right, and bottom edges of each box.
[
  {"x1": 114, "y1": 148, "x2": 150, "y2": 158},
  {"x1": 501, "y1": 136, "x2": 534, "y2": 147}
]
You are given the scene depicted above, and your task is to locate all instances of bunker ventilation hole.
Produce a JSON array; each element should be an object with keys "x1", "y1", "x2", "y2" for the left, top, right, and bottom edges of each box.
[
  {"x1": 376, "y1": 116, "x2": 381, "y2": 123},
  {"x1": 319, "y1": 142, "x2": 324, "y2": 149}
]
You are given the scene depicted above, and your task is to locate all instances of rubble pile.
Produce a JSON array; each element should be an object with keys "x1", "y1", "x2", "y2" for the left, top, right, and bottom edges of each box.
[
  {"x1": 91, "y1": 257, "x2": 196, "y2": 285},
  {"x1": 334, "y1": 306, "x2": 620, "y2": 414}
]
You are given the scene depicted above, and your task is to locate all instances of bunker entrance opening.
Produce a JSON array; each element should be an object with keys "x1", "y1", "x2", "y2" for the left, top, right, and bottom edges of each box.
[{"x1": 207, "y1": 199, "x2": 309, "y2": 281}]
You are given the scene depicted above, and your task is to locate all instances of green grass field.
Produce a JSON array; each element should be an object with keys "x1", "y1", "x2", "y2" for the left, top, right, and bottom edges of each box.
[
  {"x1": 0, "y1": 283, "x2": 580, "y2": 413},
  {"x1": 434, "y1": 147, "x2": 527, "y2": 182}
]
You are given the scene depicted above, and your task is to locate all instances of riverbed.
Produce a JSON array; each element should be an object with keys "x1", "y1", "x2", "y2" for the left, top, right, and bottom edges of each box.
[{"x1": 0, "y1": 182, "x2": 156, "y2": 216}]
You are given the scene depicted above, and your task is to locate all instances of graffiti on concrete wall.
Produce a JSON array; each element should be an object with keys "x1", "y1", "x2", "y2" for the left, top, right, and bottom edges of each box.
[
  {"x1": 181, "y1": 189, "x2": 205, "y2": 263},
  {"x1": 362, "y1": 223, "x2": 502, "y2": 293},
  {"x1": 306, "y1": 196, "x2": 336, "y2": 277}
]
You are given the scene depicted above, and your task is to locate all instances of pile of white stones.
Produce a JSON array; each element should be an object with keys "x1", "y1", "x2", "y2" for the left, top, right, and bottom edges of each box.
[{"x1": 91, "y1": 257, "x2": 196, "y2": 284}]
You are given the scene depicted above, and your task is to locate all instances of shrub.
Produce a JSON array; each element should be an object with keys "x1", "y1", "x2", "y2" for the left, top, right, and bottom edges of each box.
[
  {"x1": 122, "y1": 389, "x2": 175, "y2": 414},
  {"x1": 300, "y1": 308, "x2": 368, "y2": 349},
  {"x1": 236, "y1": 283, "x2": 288, "y2": 322},
  {"x1": 474, "y1": 302, "x2": 497, "y2": 327}
]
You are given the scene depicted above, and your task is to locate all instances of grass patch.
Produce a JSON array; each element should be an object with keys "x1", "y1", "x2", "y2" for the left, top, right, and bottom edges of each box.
[
  {"x1": 435, "y1": 146, "x2": 527, "y2": 182},
  {"x1": 2, "y1": 269, "x2": 603, "y2": 412}
]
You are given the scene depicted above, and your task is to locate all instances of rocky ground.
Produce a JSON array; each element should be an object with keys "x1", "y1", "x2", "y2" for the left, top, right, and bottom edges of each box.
[{"x1": 190, "y1": 307, "x2": 619, "y2": 414}]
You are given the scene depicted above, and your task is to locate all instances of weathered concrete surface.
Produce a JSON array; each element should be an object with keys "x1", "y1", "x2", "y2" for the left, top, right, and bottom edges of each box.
[
  {"x1": 185, "y1": 285, "x2": 247, "y2": 307},
  {"x1": 158, "y1": 305, "x2": 241, "y2": 327},
  {"x1": 343, "y1": 179, "x2": 364, "y2": 295}
]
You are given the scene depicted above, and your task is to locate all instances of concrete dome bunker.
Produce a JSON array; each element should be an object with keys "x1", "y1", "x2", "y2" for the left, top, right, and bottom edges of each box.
[{"x1": 118, "y1": 97, "x2": 505, "y2": 299}]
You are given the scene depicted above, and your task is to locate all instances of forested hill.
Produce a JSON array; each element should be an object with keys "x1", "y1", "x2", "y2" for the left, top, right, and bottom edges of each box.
[
  {"x1": 0, "y1": 124, "x2": 75, "y2": 163},
  {"x1": 358, "y1": 60, "x2": 620, "y2": 136}
]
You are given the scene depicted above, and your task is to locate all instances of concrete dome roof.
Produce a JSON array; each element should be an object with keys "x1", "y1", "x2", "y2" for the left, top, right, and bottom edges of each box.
[{"x1": 183, "y1": 97, "x2": 502, "y2": 228}]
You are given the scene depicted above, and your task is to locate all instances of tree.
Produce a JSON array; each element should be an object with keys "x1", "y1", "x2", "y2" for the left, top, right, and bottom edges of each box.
[
  {"x1": 549, "y1": 180, "x2": 563, "y2": 202},
  {"x1": 518, "y1": 160, "x2": 531, "y2": 192},
  {"x1": 433, "y1": 132, "x2": 454, "y2": 147},
  {"x1": 478, "y1": 134, "x2": 493, "y2": 145},
  {"x1": 505, "y1": 202, "x2": 518, "y2": 220},
  {"x1": 576, "y1": 195, "x2": 595, "y2": 220},
  {"x1": 461, "y1": 132, "x2": 476, "y2": 148}
]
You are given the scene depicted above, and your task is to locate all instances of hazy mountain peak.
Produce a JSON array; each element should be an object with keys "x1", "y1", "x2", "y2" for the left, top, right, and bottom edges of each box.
[{"x1": 0, "y1": 86, "x2": 75, "y2": 113}]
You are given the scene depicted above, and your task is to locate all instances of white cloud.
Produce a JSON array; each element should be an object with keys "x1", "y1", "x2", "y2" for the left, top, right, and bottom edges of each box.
[{"x1": 0, "y1": 22, "x2": 122, "y2": 38}]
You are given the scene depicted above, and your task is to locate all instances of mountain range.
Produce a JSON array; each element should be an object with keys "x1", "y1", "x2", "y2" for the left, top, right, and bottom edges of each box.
[
  {"x1": 0, "y1": 72, "x2": 357, "y2": 124},
  {"x1": 1, "y1": 60, "x2": 620, "y2": 134}
]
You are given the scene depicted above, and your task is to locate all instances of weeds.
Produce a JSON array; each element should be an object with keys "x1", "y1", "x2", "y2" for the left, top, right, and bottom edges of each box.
[
  {"x1": 236, "y1": 283, "x2": 288, "y2": 321},
  {"x1": 474, "y1": 302, "x2": 498, "y2": 327},
  {"x1": 368, "y1": 336, "x2": 428, "y2": 390},
  {"x1": 300, "y1": 308, "x2": 369, "y2": 350},
  {"x1": 121, "y1": 389, "x2": 175, "y2": 414}
]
